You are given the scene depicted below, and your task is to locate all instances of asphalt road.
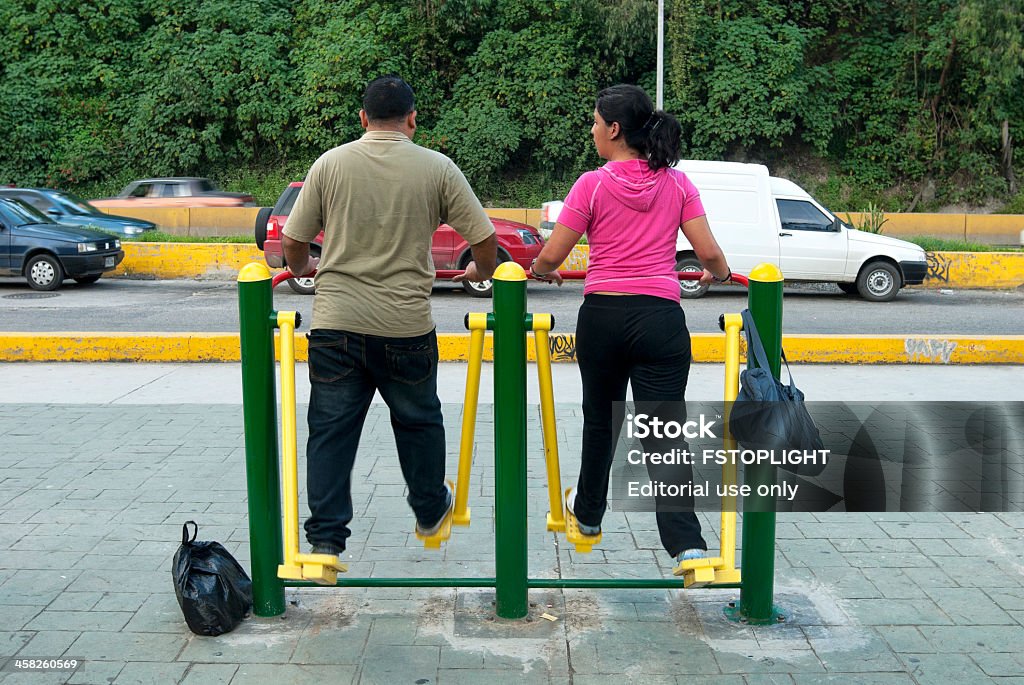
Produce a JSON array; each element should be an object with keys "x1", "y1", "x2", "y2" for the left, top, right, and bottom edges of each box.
[{"x1": 1, "y1": 277, "x2": 1022, "y2": 335}]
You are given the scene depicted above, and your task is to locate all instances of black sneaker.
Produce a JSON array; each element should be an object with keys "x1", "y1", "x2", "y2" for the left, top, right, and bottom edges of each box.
[
  {"x1": 311, "y1": 543, "x2": 342, "y2": 556},
  {"x1": 415, "y1": 483, "x2": 454, "y2": 537}
]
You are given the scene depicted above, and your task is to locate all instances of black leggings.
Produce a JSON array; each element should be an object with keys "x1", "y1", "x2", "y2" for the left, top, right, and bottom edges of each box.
[{"x1": 573, "y1": 294, "x2": 707, "y2": 557}]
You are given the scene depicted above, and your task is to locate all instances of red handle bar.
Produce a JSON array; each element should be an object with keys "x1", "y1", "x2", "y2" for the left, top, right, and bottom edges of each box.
[{"x1": 273, "y1": 269, "x2": 749, "y2": 288}]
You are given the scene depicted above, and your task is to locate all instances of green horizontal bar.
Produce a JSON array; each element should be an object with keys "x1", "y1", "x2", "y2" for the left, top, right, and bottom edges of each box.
[
  {"x1": 528, "y1": 579, "x2": 742, "y2": 590},
  {"x1": 282, "y1": 577, "x2": 742, "y2": 590},
  {"x1": 283, "y1": 577, "x2": 496, "y2": 588}
]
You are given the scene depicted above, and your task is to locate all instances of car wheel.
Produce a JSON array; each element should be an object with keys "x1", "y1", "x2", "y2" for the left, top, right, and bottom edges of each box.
[
  {"x1": 25, "y1": 254, "x2": 64, "y2": 291},
  {"x1": 286, "y1": 247, "x2": 318, "y2": 295},
  {"x1": 73, "y1": 275, "x2": 101, "y2": 285},
  {"x1": 675, "y1": 256, "x2": 709, "y2": 299},
  {"x1": 837, "y1": 282, "x2": 858, "y2": 295},
  {"x1": 461, "y1": 251, "x2": 510, "y2": 298},
  {"x1": 856, "y1": 261, "x2": 901, "y2": 302},
  {"x1": 254, "y1": 207, "x2": 272, "y2": 249}
]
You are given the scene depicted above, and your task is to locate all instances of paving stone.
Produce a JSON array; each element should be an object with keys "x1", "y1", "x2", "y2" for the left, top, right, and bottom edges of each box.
[
  {"x1": 179, "y1": 663, "x2": 239, "y2": 685},
  {"x1": 0, "y1": 633, "x2": 33, "y2": 659},
  {"x1": 14, "y1": 631, "x2": 80, "y2": 659},
  {"x1": 897, "y1": 652, "x2": 993, "y2": 683},
  {"x1": 917, "y1": 625, "x2": 1024, "y2": 653},
  {"x1": 113, "y1": 661, "x2": 188, "y2": 684},
  {"x1": 231, "y1": 664, "x2": 356, "y2": 684},
  {"x1": 25, "y1": 612, "x2": 131, "y2": 633},
  {"x1": 802, "y1": 626, "x2": 903, "y2": 672},
  {"x1": 121, "y1": 595, "x2": 186, "y2": 634},
  {"x1": 572, "y1": 676, "x2": 679, "y2": 685},
  {"x1": 69, "y1": 631, "x2": 185, "y2": 663},
  {"x1": 357, "y1": 645, "x2": 438, "y2": 684},
  {"x1": 791, "y1": 675, "x2": 916, "y2": 684},
  {"x1": 920, "y1": 587, "x2": 1017, "y2": 625},
  {"x1": 0, "y1": 606, "x2": 43, "y2": 631},
  {"x1": 842, "y1": 599, "x2": 952, "y2": 626},
  {"x1": 91, "y1": 594, "x2": 150, "y2": 614},
  {"x1": 874, "y1": 626, "x2": 934, "y2": 654}
]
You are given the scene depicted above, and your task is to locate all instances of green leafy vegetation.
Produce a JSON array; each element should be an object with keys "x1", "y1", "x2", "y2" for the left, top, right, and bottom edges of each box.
[
  {"x1": 905, "y1": 237, "x2": 1023, "y2": 252},
  {"x1": 131, "y1": 232, "x2": 255, "y2": 243},
  {"x1": 0, "y1": 0, "x2": 1020, "y2": 209}
]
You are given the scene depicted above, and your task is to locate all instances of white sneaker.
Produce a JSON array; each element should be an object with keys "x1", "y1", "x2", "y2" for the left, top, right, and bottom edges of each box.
[
  {"x1": 566, "y1": 488, "x2": 601, "y2": 536},
  {"x1": 675, "y1": 548, "x2": 707, "y2": 564}
]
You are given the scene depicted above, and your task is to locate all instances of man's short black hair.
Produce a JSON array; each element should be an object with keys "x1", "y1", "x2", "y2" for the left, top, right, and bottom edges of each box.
[{"x1": 362, "y1": 76, "x2": 415, "y2": 122}]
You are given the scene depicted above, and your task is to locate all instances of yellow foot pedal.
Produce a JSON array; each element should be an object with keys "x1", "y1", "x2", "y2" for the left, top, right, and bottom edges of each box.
[
  {"x1": 673, "y1": 556, "x2": 722, "y2": 588},
  {"x1": 279, "y1": 553, "x2": 348, "y2": 586},
  {"x1": 415, "y1": 480, "x2": 455, "y2": 549},
  {"x1": 564, "y1": 488, "x2": 601, "y2": 553}
]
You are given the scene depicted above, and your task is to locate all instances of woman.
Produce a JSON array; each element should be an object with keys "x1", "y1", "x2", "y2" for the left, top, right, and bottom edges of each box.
[{"x1": 530, "y1": 84, "x2": 732, "y2": 573}]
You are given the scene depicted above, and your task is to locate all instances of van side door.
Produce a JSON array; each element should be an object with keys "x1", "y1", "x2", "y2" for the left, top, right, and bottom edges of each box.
[
  {"x1": 776, "y1": 199, "x2": 849, "y2": 279},
  {"x1": 678, "y1": 178, "x2": 780, "y2": 276}
]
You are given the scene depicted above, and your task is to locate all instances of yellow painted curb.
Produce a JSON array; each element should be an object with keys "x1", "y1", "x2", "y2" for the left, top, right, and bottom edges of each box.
[{"x1": 1, "y1": 333, "x2": 1021, "y2": 364}]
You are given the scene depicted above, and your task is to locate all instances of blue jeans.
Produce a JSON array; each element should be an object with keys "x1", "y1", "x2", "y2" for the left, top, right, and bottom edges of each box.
[{"x1": 303, "y1": 328, "x2": 449, "y2": 551}]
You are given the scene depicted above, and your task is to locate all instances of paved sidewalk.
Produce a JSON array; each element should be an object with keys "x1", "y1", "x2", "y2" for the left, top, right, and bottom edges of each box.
[{"x1": 0, "y1": 363, "x2": 1022, "y2": 684}]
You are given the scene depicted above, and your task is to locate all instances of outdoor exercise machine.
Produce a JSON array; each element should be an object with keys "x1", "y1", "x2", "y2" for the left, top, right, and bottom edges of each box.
[{"x1": 238, "y1": 261, "x2": 786, "y2": 623}]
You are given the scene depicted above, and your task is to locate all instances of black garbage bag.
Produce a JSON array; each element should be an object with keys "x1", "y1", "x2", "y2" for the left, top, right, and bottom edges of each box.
[
  {"x1": 729, "y1": 310, "x2": 825, "y2": 476},
  {"x1": 172, "y1": 521, "x2": 252, "y2": 636}
]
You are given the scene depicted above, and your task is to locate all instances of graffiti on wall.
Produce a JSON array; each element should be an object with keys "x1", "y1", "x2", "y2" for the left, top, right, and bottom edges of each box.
[
  {"x1": 925, "y1": 252, "x2": 952, "y2": 283},
  {"x1": 905, "y1": 338, "x2": 958, "y2": 364},
  {"x1": 548, "y1": 334, "x2": 577, "y2": 362}
]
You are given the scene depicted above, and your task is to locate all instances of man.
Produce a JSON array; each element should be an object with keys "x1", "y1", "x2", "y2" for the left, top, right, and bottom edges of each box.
[{"x1": 283, "y1": 75, "x2": 497, "y2": 558}]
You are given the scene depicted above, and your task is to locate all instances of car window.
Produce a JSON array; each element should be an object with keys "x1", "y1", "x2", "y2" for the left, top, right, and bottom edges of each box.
[
  {"x1": 12, "y1": 192, "x2": 52, "y2": 213},
  {"x1": 272, "y1": 186, "x2": 302, "y2": 216},
  {"x1": 129, "y1": 183, "x2": 150, "y2": 198},
  {"x1": 53, "y1": 191, "x2": 98, "y2": 215},
  {"x1": 196, "y1": 179, "x2": 215, "y2": 192},
  {"x1": 158, "y1": 183, "x2": 180, "y2": 198},
  {"x1": 0, "y1": 198, "x2": 54, "y2": 225},
  {"x1": 776, "y1": 199, "x2": 833, "y2": 232}
]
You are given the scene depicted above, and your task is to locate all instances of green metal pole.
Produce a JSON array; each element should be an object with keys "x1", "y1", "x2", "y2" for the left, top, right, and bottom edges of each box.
[
  {"x1": 238, "y1": 263, "x2": 285, "y2": 617},
  {"x1": 734, "y1": 262, "x2": 784, "y2": 625},
  {"x1": 491, "y1": 263, "x2": 529, "y2": 619}
]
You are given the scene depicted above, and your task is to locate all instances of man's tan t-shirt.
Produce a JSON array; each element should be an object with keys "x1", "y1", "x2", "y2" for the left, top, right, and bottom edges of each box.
[{"x1": 284, "y1": 131, "x2": 494, "y2": 337}]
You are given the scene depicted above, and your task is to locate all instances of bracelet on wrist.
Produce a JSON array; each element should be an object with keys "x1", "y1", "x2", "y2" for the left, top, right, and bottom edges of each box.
[
  {"x1": 530, "y1": 259, "x2": 551, "y2": 280},
  {"x1": 712, "y1": 270, "x2": 731, "y2": 283}
]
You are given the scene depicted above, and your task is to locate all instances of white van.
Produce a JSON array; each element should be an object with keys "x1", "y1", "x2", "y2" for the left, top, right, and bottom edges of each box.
[{"x1": 674, "y1": 160, "x2": 927, "y2": 302}]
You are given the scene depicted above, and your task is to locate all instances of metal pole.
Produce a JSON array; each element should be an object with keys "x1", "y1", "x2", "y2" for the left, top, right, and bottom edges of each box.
[
  {"x1": 238, "y1": 263, "x2": 285, "y2": 617},
  {"x1": 656, "y1": 0, "x2": 665, "y2": 110},
  {"x1": 736, "y1": 263, "x2": 784, "y2": 624},
  {"x1": 492, "y1": 263, "x2": 529, "y2": 619}
]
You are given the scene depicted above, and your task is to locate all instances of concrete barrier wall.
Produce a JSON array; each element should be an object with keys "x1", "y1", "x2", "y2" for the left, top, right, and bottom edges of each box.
[
  {"x1": 98, "y1": 207, "x2": 262, "y2": 236},
  {"x1": 843, "y1": 212, "x2": 1024, "y2": 244},
  {"x1": 102, "y1": 206, "x2": 1024, "y2": 244},
  {"x1": 119, "y1": 243, "x2": 263, "y2": 279}
]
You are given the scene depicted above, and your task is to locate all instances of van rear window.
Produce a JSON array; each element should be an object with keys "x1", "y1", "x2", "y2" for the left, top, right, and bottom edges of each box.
[{"x1": 272, "y1": 186, "x2": 301, "y2": 216}]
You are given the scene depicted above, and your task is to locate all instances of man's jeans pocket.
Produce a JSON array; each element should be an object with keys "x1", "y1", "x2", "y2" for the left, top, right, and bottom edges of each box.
[
  {"x1": 385, "y1": 341, "x2": 435, "y2": 385},
  {"x1": 308, "y1": 333, "x2": 354, "y2": 383}
]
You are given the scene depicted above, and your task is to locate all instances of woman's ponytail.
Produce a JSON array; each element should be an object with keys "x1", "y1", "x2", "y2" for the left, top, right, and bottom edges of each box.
[
  {"x1": 595, "y1": 85, "x2": 682, "y2": 172},
  {"x1": 645, "y1": 111, "x2": 682, "y2": 171}
]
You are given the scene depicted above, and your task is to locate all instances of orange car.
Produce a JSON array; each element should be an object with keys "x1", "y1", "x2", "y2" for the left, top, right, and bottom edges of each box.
[{"x1": 90, "y1": 177, "x2": 254, "y2": 208}]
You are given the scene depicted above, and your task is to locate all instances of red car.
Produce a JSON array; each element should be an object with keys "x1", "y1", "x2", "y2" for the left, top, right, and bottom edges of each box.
[{"x1": 255, "y1": 182, "x2": 545, "y2": 296}]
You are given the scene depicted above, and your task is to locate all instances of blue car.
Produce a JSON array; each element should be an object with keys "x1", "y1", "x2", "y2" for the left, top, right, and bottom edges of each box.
[
  {"x1": 0, "y1": 198, "x2": 124, "y2": 291},
  {"x1": 0, "y1": 188, "x2": 156, "y2": 238}
]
